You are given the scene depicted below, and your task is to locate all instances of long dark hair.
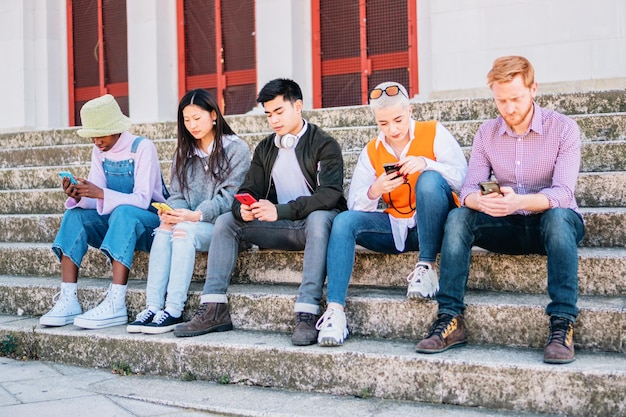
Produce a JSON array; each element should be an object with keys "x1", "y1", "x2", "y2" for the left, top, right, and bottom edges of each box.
[{"x1": 175, "y1": 89, "x2": 236, "y2": 190}]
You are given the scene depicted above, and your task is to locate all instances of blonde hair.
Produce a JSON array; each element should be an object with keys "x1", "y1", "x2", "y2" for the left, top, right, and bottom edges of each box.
[{"x1": 487, "y1": 56, "x2": 535, "y2": 88}]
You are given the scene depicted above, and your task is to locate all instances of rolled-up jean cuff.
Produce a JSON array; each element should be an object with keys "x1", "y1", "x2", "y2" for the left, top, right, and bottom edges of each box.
[
  {"x1": 294, "y1": 302, "x2": 320, "y2": 315},
  {"x1": 200, "y1": 293, "x2": 228, "y2": 304}
]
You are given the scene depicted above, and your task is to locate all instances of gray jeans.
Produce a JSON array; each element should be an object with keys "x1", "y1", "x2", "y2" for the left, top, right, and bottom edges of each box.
[{"x1": 202, "y1": 209, "x2": 339, "y2": 314}]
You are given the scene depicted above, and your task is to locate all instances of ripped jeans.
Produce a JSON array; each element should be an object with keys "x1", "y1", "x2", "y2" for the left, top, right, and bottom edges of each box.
[{"x1": 145, "y1": 221, "x2": 215, "y2": 313}]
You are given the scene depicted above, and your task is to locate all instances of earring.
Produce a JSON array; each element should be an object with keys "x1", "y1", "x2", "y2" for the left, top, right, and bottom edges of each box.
[{"x1": 213, "y1": 120, "x2": 217, "y2": 126}]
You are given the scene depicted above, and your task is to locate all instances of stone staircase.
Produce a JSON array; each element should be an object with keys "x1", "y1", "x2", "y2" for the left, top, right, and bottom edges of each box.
[{"x1": 0, "y1": 91, "x2": 625, "y2": 416}]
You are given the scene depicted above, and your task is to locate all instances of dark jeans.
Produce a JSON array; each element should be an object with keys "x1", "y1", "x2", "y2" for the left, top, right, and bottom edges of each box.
[{"x1": 436, "y1": 207, "x2": 585, "y2": 321}]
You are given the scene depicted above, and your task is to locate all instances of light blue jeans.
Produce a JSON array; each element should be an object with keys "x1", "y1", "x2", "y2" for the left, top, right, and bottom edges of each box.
[
  {"x1": 52, "y1": 205, "x2": 160, "y2": 269},
  {"x1": 326, "y1": 171, "x2": 457, "y2": 306},
  {"x1": 202, "y1": 209, "x2": 339, "y2": 315},
  {"x1": 145, "y1": 221, "x2": 214, "y2": 313}
]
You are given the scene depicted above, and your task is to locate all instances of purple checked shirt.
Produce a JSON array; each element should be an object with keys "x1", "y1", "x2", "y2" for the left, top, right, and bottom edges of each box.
[{"x1": 460, "y1": 102, "x2": 581, "y2": 216}]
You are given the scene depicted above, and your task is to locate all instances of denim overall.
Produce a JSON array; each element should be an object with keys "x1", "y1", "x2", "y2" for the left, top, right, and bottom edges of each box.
[{"x1": 52, "y1": 137, "x2": 161, "y2": 270}]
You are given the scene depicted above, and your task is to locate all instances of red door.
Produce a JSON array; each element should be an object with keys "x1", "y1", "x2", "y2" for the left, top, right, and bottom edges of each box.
[
  {"x1": 67, "y1": 0, "x2": 129, "y2": 126},
  {"x1": 312, "y1": 0, "x2": 418, "y2": 108},
  {"x1": 177, "y1": 0, "x2": 257, "y2": 115}
]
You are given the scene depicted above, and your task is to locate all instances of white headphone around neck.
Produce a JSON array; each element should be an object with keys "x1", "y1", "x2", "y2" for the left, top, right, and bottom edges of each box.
[{"x1": 274, "y1": 133, "x2": 298, "y2": 149}]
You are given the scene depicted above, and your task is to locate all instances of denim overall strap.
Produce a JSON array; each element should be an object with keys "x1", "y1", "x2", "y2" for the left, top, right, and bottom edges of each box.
[
  {"x1": 132, "y1": 136, "x2": 170, "y2": 199},
  {"x1": 101, "y1": 139, "x2": 139, "y2": 194}
]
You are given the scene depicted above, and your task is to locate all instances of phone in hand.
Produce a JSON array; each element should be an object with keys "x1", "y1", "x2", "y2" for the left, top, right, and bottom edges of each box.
[
  {"x1": 151, "y1": 202, "x2": 174, "y2": 212},
  {"x1": 479, "y1": 181, "x2": 501, "y2": 195},
  {"x1": 59, "y1": 171, "x2": 78, "y2": 185},
  {"x1": 383, "y1": 162, "x2": 402, "y2": 179},
  {"x1": 234, "y1": 193, "x2": 258, "y2": 206}
]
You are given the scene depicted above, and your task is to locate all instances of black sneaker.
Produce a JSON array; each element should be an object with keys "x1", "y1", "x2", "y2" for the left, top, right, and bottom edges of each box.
[
  {"x1": 142, "y1": 311, "x2": 184, "y2": 334},
  {"x1": 126, "y1": 308, "x2": 156, "y2": 333}
]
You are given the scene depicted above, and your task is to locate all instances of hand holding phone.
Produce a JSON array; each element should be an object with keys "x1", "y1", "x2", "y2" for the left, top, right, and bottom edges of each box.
[
  {"x1": 383, "y1": 162, "x2": 402, "y2": 180},
  {"x1": 479, "y1": 181, "x2": 501, "y2": 195},
  {"x1": 151, "y1": 202, "x2": 174, "y2": 212},
  {"x1": 234, "y1": 193, "x2": 258, "y2": 206},
  {"x1": 59, "y1": 171, "x2": 78, "y2": 185}
]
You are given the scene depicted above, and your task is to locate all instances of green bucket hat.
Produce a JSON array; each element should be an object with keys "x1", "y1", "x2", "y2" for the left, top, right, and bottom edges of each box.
[{"x1": 77, "y1": 94, "x2": 131, "y2": 138}]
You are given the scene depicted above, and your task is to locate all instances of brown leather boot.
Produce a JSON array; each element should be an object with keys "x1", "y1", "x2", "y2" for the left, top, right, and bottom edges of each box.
[
  {"x1": 291, "y1": 312, "x2": 319, "y2": 346},
  {"x1": 415, "y1": 314, "x2": 467, "y2": 353},
  {"x1": 544, "y1": 316, "x2": 575, "y2": 364},
  {"x1": 173, "y1": 302, "x2": 233, "y2": 337}
]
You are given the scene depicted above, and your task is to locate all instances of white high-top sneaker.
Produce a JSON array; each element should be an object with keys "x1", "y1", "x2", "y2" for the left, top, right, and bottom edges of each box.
[
  {"x1": 73, "y1": 284, "x2": 128, "y2": 329},
  {"x1": 39, "y1": 285, "x2": 82, "y2": 327}
]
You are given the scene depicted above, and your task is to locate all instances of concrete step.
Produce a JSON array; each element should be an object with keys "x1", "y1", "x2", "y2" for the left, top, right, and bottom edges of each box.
[
  {"x1": 1, "y1": 277, "x2": 624, "y2": 352},
  {"x1": 0, "y1": 314, "x2": 624, "y2": 417},
  {"x1": 1, "y1": 112, "x2": 624, "y2": 169},
  {"x1": 0, "y1": 357, "x2": 562, "y2": 417},
  {"x1": 1, "y1": 90, "x2": 623, "y2": 149},
  {"x1": 0, "y1": 206, "x2": 624, "y2": 248},
  {"x1": 0, "y1": 244, "x2": 624, "y2": 297},
  {"x1": 1, "y1": 171, "x2": 625, "y2": 217}
]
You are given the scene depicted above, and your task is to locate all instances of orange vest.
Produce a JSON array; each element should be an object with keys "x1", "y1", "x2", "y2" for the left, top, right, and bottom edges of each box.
[{"x1": 366, "y1": 120, "x2": 460, "y2": 218}]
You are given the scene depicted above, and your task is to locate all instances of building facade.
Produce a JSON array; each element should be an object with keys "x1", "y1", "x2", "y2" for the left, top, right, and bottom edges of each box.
[{"x1": 1, "y1": 0, "x2": 625, "y2": 131}]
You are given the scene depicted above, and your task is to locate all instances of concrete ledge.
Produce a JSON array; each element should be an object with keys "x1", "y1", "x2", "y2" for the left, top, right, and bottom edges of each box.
[
  {"x1": 0, "y1": 244, "x2": 624, "y2": 297},
  {"x1": 0, "y1": 277, "x2": 624, "y2": 352},
  {"x1": 0, "y1": 315, "x2": 624, "y2": 416}
]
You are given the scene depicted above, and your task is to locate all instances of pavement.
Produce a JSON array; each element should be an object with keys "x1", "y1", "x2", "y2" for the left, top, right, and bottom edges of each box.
[{"x1": 0, "y1": 356, "x2": 562, "y2": 417}]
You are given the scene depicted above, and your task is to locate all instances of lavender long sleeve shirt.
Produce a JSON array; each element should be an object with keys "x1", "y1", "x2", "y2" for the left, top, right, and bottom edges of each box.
[
  {"x1": 460, "y1": 103, "x2": 581, "y2": 216},
  {"x1": 65, "y1": 131, "x2": 166, "y2": 215}
]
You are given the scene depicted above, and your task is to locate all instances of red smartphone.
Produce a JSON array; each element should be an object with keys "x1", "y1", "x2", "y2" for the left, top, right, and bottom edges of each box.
[{"x1": 234, "y1": 193, "x2": 258, "y2": 206}]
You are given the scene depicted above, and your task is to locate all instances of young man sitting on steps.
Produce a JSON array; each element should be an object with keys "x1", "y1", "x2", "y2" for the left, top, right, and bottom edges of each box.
[
  {"x1": 316, "y1": 81, "x2": 467, "y2": 347},
  {"x1": 173, "y1": 78, "x2": 347, "y2": 345},
  {"x1": 415, "y1": 56, "x2": 585, "y2": 364}
]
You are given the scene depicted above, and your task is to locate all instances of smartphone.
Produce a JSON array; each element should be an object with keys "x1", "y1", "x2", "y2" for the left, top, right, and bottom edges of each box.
[
  {"x1": 479, "y1": 181, "x2": 501, "y2": 195},
  {"x1": 383, "y1": 162, "x2": 401, "y2": 179},
  {"x1": 59, "y1": 171, "x2": 78, "y2": 185},
  {"x1": 151, "y1": 202, "x2": 173, "y2": 212},
  {"x1": 234, "y1": 193, "x2": 258, "y2": 206}
]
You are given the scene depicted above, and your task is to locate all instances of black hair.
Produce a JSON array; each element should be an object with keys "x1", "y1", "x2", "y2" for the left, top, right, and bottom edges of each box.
[
  {"x1": 175, "y1": 89, "x2": 236, "y2": 190},
  {"x1": 256, "y1": 78, "x2": 303, "y2": 105}
]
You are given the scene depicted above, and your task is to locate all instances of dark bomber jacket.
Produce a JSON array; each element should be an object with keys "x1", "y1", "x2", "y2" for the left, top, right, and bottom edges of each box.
[{"x1": 232, "y1": 122, "x2": 347, "y2": 221}]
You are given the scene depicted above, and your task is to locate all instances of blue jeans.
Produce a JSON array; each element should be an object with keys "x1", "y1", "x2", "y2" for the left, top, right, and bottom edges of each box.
[
  {"x1": 52, "y1": 205, "x2": 160, "y2": 269},
  {"x1": 436, "y1": 207, "x2": 585, "y2": 321},
  {"x1": 326, "y1": 171, "x2": 457, "y2": 306},
  {"x1": 202, "y1": 209, "x2": 339, "y2": 315},
  {"x1": 145, "y1": 221, "x2": 215, "y2": 313}
]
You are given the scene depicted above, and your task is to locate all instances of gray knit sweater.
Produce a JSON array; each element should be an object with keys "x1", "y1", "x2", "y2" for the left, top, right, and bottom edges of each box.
[{"x1": 166, "y1": 134, "x2": 250, "y2": 223}]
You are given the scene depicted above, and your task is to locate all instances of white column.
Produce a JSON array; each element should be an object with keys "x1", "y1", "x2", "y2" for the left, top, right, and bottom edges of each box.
[
  {"x1": 127, "y1": 0, "x2": 178, "y2": 124},
  {"x1": 255, "y1": 0, "x2": 313, "y2": 109},
  {"x1": 0, "y1": 0, "x2": 68, "y2": 131}
]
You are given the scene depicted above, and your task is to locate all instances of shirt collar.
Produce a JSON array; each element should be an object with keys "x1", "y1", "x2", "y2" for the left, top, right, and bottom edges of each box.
[{"x1": 497, "y1": 102, "x2": 543, "y2": 137}]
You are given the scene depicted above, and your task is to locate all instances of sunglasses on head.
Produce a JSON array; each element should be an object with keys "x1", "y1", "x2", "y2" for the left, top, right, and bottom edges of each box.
[{"x1": 369, "y1": 85, "x2": 407, "y2": 100}]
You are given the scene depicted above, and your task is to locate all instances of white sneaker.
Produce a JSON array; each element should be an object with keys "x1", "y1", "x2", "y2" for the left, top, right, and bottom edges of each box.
[
  {"x1": 73, "y1": 287, "x2": 127, "y2": 329},
  {"x1": 406, "y1": 262, "x2": 439, "y2": 298},
  {"x1": 316, "y1": 307, "x2": 349, "y2": 347},
  {"x1": 39, "y1": 291, "x2": 82, "y2": 327}
]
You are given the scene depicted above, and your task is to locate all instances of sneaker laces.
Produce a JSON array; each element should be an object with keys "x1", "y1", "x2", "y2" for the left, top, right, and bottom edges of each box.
[
  {"x1": 315, "y1": 309, "x2": 338, "y2": 331},
  {"x1": 426, "y1": 314, "x2": 454, "y2": 339},
  {"x1": 547, "y1": 318, "x2": 573, "y2": 346},
  {"x1": 295, "y1": 312, "x2": 316, "y2": 327},
  {"x1": 48, "y1": 291, "x2": 71, "y2": 313},
  {"x1": 152, "y1": 311, "x2": 169, "y2": 325},
  {"x1": 135, "y1": 308, "x2": 154, "y2": 322},
  {"x1": 407, "y1": 264, "x2": 428, "y2": 283}
]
